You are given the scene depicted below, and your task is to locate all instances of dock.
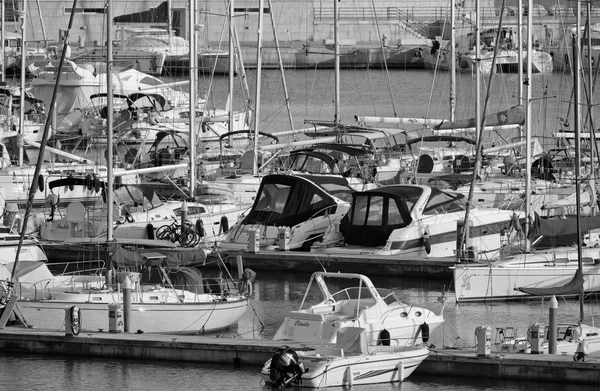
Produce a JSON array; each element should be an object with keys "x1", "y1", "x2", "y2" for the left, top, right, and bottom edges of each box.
[
  {"x1": 1, "y1": 327, "x2": 598, "y2": 385},
  {"x1": 218, "y1": 251, "x2": 456, "y2": 279}
]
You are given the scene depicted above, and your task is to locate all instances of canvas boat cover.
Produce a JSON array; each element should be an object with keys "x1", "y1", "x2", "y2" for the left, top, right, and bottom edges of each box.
[
  {"x1": 113, "y1": 2, "x2": 169, "y2": 24},
  {"x1": 517, "y1": 268, "x2": 584, "y2": 297},
  {"x1": 434, "y1": 105, "x2": 525, "y2": 130}
]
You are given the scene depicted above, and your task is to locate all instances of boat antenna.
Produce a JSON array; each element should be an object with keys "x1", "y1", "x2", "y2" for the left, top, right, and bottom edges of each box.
[{"x1": 4, "y1": 0, "x2": 79, "y2": 321}]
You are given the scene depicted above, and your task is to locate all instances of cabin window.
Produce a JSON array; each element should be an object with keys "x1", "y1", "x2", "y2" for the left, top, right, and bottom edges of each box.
[
  {"x1": 351, "y1": 196, "x2": 369, "y2": 225},
  {"x1": 388, "y1": 200, "x2": 404, "y2": 225},
  {"x1": 423, "y1": 189, "x2": 466, "y2": 215},
  {"x1": 366, "y1": 196, "x2": 384, "y2": 226},
  {"x1": 255, "y1": 183, "x2": 290, "y2": 214}
]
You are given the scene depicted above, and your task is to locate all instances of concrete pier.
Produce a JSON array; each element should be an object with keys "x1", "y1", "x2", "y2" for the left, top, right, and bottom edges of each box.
[{"x1": 1, "y1": 327, "x2": 599, "y2": 385}]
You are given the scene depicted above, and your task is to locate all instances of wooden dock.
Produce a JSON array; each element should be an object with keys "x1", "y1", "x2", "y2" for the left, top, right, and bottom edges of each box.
[
  {"x1": 218, "y1": 251, "x2": 456, "y2": 279},
  {"x1": 1, "y1": 327, "x2": 598, "y2": 385}
]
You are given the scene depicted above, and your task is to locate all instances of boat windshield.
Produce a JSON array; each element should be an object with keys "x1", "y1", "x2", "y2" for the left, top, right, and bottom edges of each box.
[
  {"x1": 331, "y1": 286, "x2": 375, "y2": 302},
  {"x1": 423, "y1": 189, "x2": 466, "y2": 215}
]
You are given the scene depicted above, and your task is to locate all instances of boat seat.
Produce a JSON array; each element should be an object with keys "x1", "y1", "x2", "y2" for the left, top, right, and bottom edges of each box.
[{"x1": 315, "y1": 346, "x2": 344, "y2": 357}]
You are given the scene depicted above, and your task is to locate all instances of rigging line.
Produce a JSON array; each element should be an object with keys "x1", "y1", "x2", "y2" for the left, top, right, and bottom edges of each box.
[
  {"x1": 459, "y1": 0, "x2": 506, "y2": 256},
  {"x1": 368, "y1": 0, "x2": 396, "y2": 117}
]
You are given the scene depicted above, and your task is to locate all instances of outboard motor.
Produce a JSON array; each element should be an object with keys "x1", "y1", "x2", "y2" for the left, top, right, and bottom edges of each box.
[{"x1": 265, "y1": 346, "x2": 305, "y2": 388}]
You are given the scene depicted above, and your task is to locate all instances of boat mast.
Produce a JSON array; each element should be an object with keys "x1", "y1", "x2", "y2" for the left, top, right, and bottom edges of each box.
[
  {"x1": 252, "y1": 0, "x2": 264, "y2": 176},
  {"x1": 228, "y1": 0, "x2": 234, "y2": 134},
  {"x1": 189, "y1": 0, "x2": 196, "y2": 198},
  {"x1": 517, "y1": 0, "x2": 523, "y2": 132},
  {"x1": 18, "y1": 0, "x2": 26, "y2": 166},
  {"x1": 334, "y1": 0, "x2": 339, "y2": 124},
  {"x1": 450, "y1": 0, "x2": 456, "y2": 121},
  {"x1": 1, "y1": 0, "x2": 4, "y2": 83},
  {"x1": 574, "y1": 0, "x2": 584, "y2": 323},
  {"x1": 524, "y1": 0, "x2": 532, "y2": 252},
  {"x1": 585, "y1": 0, "x2": 597, "y2": 217},
  {"x1": 106, "y1": 0, "x2": 114, "y2": 240}
]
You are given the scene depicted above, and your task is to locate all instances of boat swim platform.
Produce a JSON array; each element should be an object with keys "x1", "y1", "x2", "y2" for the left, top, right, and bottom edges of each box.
[
  {"x1": 216, "y1": 250, "x2": 455, "y2": 279},
  {"x1": 1, "y1": 327, "x2": 599, "y2": 385}
]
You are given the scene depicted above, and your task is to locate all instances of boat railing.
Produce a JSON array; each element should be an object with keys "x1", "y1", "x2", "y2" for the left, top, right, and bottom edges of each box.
[{"x1": 50, "y1": 260, "x2": 106, "y2": 277}]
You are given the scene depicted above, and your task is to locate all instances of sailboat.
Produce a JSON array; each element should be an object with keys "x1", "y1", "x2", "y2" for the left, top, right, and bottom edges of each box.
[
  {"x1": 0, "y1": 0, "x2": 251, "y2": 335},
  {"x1": 453, "y1": 0, "x2": 600, "y2": 303}
]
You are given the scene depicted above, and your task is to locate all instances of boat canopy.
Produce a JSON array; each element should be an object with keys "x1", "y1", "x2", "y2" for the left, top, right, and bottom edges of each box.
[
  {"x1": 242, "y1": 174, "x2": 353, "y2": 227},
  {"x1": 340, "y1": 185, "x2": 466, "y2": 246},
  {"x1": 340, "y1": 186, "x2": 418, "y2": 246}
]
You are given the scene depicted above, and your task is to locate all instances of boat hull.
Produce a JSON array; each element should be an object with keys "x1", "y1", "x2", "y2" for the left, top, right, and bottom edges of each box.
[
  {"x1": 18, "y1": 296, "x2": 248, "y2": 333},
  {"x1": 453, "y1": 250, "x2": 600, "y2": 302}
]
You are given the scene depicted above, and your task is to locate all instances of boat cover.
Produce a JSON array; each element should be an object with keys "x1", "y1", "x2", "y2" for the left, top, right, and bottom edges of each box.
[
  {"x1": 241, "y1": 174, "x2": 352, "y2": 227},
  {"x1": 109, "y1": 242, "x2": 206, "y2": 269},
  {"x1": 113, "y1": 2, "x2": 169, "y2": 24},
  {"x1": 517, "y1": 268, "x2": 584, "y2": 296},
  {"x1": 434, "y1": 105, "x2": 525, "y2": 130}
]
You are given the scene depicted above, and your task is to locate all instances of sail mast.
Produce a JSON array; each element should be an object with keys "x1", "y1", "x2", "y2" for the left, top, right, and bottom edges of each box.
[
  {"x1": 106, "y1": 0, "x2": 114, "y2": 240},
  {"x1": 524, "y1": 0, "x2": 532, "y2": 252},
  {"x1": 450, "y1": 0, "x2": 456, "y2": 121},
  {"x1": 574, "y1": 0, "x2": 584, "y2": 323},
  {"x1": 189, "y1": 0, "x2": 196, "y2": 198},
  {"x1": 252, "y1": 0, "x2": 264, "y2": 175},
  {"x1": 18, "y1": 0, "x2": 26, "y2": 166},
  {"x1": 334, "y1": 0, "x2": 339, "y2": 124}
]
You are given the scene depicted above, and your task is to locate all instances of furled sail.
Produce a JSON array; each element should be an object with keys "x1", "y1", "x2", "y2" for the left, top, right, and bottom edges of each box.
[
  {"x1": 113, "y1": 1, "x2": 169, "y2": 24},
  {"x1": 517, "y1": 269, "x2": 584, "y2": 296},
  {"x1": 434, "y1": 105, "x2": 525, "y2": 130}
]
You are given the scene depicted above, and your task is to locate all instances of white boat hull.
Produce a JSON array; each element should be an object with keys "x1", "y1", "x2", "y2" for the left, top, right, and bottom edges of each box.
[
  {"x1": 453, "y1": 248, "x2": 600, "y2": 302},
  {"x1": 261, "y1": 345, "x2": 430, "y2": 388},
  {"x1": 18, "y1": 297, "x2": 248, "y2": 334}
]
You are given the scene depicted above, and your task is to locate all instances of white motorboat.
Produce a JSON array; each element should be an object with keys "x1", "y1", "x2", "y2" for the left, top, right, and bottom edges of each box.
[
  {"x1": 314, "y1": 184, "x2": 522, "y2": 260},
  {"x1": 272, "y1": 272, "x2": 444, "y2": 346},
  {"x1": 218, "y1": 174, "x2": 354, "y2": 252},
  {"x1": 261, "y1": 327, "x2": 430, "y2": 388}
]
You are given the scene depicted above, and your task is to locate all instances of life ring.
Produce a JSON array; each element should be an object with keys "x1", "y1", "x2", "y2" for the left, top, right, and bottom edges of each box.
[
  {"x1": 38, "y1": 174, "x2": 44, "y2": 192},
  {"x1": 574, "y1": 352, "x2": 585, "y2": 362}
]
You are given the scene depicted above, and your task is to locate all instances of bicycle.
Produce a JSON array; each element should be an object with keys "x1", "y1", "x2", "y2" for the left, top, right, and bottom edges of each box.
[{"x1": 155, "y1": 219, "x2": 200, "y2": 248}]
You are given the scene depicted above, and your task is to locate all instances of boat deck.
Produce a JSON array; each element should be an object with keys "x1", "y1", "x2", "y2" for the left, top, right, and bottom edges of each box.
[{"x1": 1, "y1": 327, "x2": 599, "y2": 385}]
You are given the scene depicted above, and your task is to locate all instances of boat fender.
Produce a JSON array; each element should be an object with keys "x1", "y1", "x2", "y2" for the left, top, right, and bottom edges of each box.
[
  {"x1": 510, "y1": 213, "x2": 521, "y2": 232},
  {"x1": 220, "y1": 216, "x2": 229, "y2": 234},
  {"x1": 67, "y1": 305, "x2": 81, "y2": 336},
  {"x1": 422, "y1": 232, "x2": 431, "y2": 254},
  {"x1": 420, "y1": 322, "x2": 430, "y2": 343},
  {"x1": 195, "y1": 219, "x2": 205, "y2": 237},
  {"x1": 85, "y1": 174, "x2": 93, "y2": 191},
  {"x1": 201, "y1": 121, "x2": 209, "y2": 133},
  {"x1": 146, "y1": 224, "x2": 155, "y2": 240},
  {"x1": 377, "y1": 328, "x2": 391, "y2": 346},
  {"x1": 125, "y1": 211, "x2": 134, "y2": 223},
  {"x1": 38, "y1": 174, "x2": 44, "y2": 192},
  {"x1": 68, "y1": 182, "x2": 74, "y2": 191},
  {"x1": 94, "y1": 177, "x2": 101, "y2": 193}
]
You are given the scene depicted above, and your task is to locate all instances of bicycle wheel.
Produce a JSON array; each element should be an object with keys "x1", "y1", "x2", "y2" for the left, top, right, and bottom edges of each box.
[
  {"x1": 178, "y1": 228, "x2": 199, "y2": 247},
  {"x1": 156, "y1": 225, "x2": 175, "y2": 242}
]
